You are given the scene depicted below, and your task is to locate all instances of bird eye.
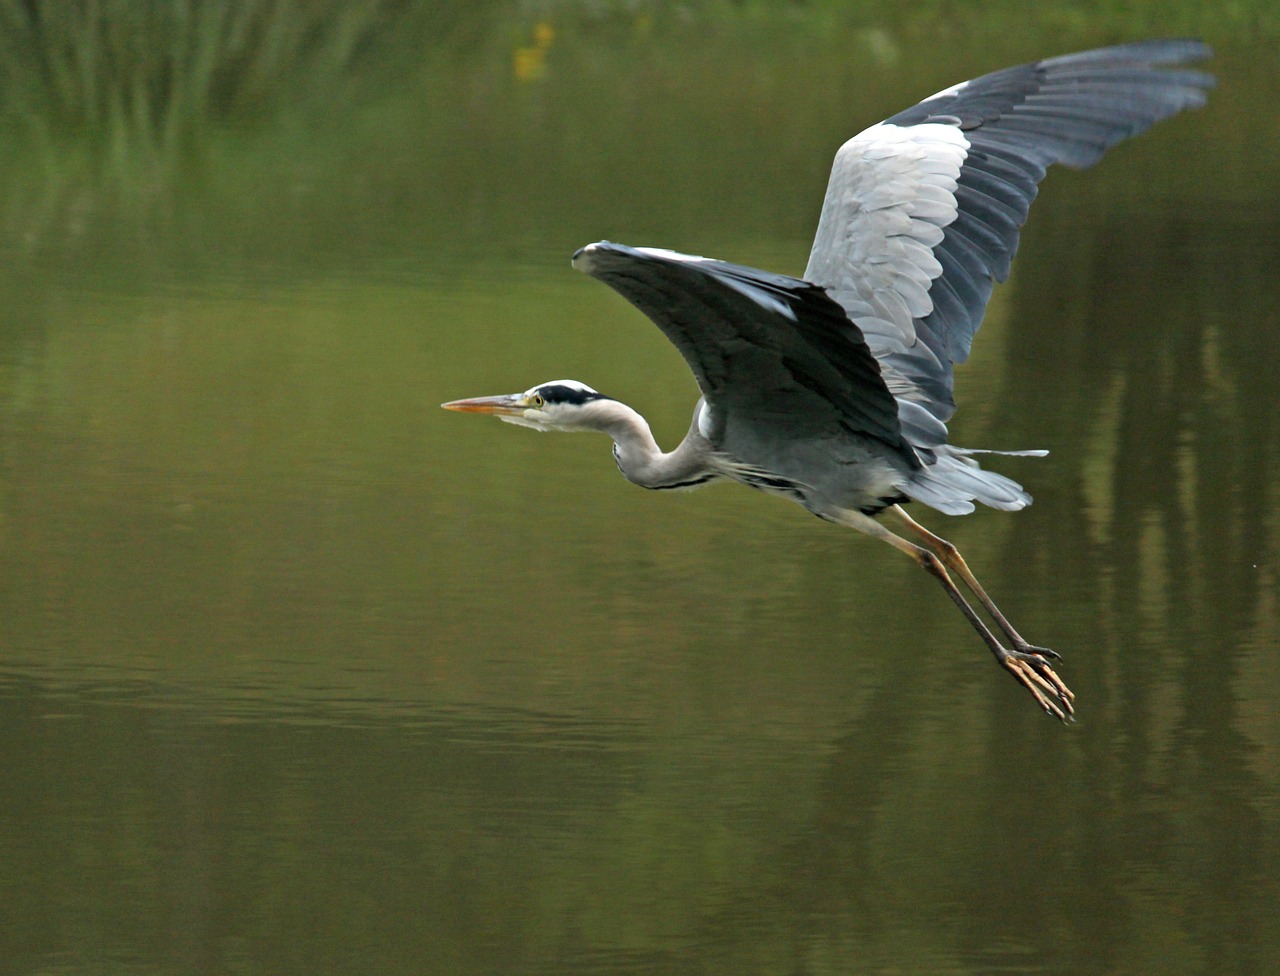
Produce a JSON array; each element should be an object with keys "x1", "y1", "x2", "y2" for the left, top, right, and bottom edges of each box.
[{"x1": 530, "y1": 393, "x2": 545, "y2": 408}]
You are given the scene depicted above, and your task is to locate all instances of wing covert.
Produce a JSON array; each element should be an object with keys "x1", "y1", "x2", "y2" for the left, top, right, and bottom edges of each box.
[
  {"x1": 572, "y1": 242, "x2": 904, "y2": 451},
  {"x1": 804, "y1": 39, "x2": 1213, "y2": 449}
]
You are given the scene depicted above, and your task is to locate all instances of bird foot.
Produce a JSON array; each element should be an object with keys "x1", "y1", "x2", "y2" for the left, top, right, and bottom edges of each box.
[
  {"x1": 1000, "y1": 648, "x2": 1075, "y2": 722},
  {"x1": 1013, "y1": 641, "x2": 1059, "y2": 661}
]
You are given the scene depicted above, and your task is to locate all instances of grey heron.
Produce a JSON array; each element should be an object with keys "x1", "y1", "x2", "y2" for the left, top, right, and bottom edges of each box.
[{"x1": 444, "y1": 40, "x2": 1213, "y2": 721}]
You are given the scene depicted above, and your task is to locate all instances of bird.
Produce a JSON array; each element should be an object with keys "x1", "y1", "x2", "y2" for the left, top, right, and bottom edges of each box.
[{"x1": 443, "y1": 40, "x2": 1214, "y2": 721}]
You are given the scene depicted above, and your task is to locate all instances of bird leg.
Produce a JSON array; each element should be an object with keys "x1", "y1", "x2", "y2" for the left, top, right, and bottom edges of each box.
[
  {"x1": 849, "y1": 510, "x2": 1074, "y2": 721},
  {"x1": 888, "y1": 505, "x2": 1056, "y2": 658}
]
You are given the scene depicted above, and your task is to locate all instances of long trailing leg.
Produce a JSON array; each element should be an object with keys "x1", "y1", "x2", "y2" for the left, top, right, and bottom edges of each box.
[
  {"x1": 838, "y1": 509, "x2": 1074, "y2": 721},
  {"x1": 889, "y1": 504, "x2": 1057, "y2": 659}
]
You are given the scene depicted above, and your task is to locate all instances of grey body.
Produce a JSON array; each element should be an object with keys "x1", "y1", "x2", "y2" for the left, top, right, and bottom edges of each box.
[
  {"x1": 626, "y1": 395, "x2": 911, "y2": 516},
  {"x1": 444, "y1": 41, "x2": 1214, "y2": 720}
]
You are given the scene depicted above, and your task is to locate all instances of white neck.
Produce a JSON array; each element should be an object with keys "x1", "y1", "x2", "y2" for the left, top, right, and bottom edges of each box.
[{"x1": 584, "y1": 399, "x2": 717, "y2": 490}]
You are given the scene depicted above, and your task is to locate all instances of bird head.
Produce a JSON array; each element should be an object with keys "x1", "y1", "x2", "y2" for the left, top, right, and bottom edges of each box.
[{"x1": 442, "y1": 380, "x2": 614, "y2": 432}]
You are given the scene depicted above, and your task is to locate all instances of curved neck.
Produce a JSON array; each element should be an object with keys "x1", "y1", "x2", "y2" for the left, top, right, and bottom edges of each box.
[{"x1": 589, "y1": 399, "x2": 717, "y2": 490}]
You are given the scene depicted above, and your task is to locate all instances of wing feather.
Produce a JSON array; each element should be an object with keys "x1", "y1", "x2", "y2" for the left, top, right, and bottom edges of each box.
[
  {"x1": 804, "y1": 39, "x2": 1213, "y2": 443},
  {"x1": 572, "y1": 243, "x2": 905, "y2": 453}
]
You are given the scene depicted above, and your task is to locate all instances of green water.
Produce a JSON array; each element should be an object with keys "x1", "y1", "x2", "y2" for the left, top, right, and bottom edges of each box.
[{"x1": 0, "y1": 11, "x2": 1276, "y2": 975}]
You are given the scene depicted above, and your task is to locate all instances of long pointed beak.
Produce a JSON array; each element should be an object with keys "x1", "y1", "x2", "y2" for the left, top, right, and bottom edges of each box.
[{"x1": 441, "y1": 394, "x2": 523, "y2": 416}]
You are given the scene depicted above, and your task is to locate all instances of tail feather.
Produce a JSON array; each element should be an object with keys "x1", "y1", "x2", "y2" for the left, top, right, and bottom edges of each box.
[{"x1": 902, "y1": 445, "x2": 1044, "y2": 515}]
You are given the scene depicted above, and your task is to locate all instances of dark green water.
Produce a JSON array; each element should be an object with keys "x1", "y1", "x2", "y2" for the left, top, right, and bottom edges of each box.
[{"x1": 0, "y1": 15, "x2": 1276, "y2": 976}]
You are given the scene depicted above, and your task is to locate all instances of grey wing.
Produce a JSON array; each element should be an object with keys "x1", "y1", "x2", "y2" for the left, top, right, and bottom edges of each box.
[
  {"x1": 804, "y1": 39, "x2": 1214, "y2": 450},
  {"x1": 571, "y1": 241, "x2": 905, "y2": 453}
]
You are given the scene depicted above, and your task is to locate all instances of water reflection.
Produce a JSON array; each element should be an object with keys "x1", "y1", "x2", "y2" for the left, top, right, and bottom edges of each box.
[{"x1": 0, "y1": 20, "x2": 1276, "y2": 976}]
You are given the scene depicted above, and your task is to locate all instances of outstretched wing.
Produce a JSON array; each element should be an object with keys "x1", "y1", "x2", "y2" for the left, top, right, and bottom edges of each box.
[
  {"x1": 804, "y1": 39, "x2": 1213, "y2": 449},
  {"x1": 572, "y1": 242, "x2": 905, "y2": 451}
]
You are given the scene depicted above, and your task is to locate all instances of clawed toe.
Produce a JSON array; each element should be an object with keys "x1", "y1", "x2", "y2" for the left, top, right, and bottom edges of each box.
[
  {"x1": 1002, "y1": 649, "x2": 1075, "y2": 722},
  {"x1": 1015, "y1": 642, "x2": 1059, "y2": 660}
]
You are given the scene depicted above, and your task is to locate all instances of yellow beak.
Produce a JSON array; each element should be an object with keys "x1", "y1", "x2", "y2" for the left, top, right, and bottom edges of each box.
[{"x1": 440, "y1": 394, "x2": 523, "y2": 416}]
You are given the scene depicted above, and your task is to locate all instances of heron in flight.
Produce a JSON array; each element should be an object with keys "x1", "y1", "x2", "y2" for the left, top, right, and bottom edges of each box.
[{"x1": 444, "y1": 40, "x2": 1213, "y2": 721}]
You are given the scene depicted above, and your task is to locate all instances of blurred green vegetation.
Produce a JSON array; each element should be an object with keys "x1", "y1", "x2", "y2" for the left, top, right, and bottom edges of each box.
[
  {"x1": 0, "y1": 1, "x2": 404, "y2": 178},
  {"x1": 0, "y1": 0, "x2": 1272, "y2": 189},
  {"x1": 0, "y1": 2, "x2": 395, "y2": 130},
  {"x1": 0, "y1": 0, "x2": 1274, "y2": 281}
]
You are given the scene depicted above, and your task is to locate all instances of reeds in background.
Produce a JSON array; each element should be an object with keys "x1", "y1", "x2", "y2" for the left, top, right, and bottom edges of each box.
[{"x1": 0, "y1": 0, "x2": 418, "y2": 163}]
